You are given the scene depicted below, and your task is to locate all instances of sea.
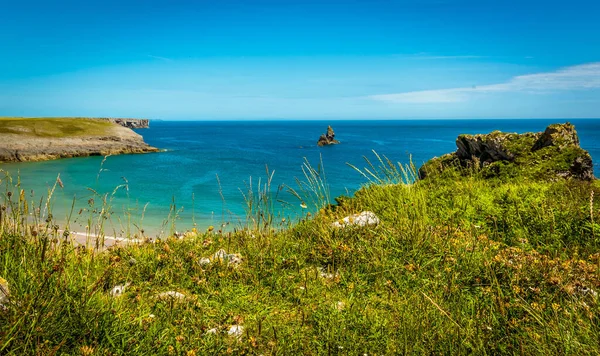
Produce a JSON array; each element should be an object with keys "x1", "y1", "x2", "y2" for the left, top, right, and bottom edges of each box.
[{"x1": 2, "y1": 119, "x2": 599, "y2": 237}]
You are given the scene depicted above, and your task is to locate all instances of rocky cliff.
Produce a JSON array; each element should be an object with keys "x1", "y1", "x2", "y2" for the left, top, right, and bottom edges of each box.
[
  {"x1": 0, "y1": 118, "x2": 159, "y2": 163},
  {"x1": 98, "y1": 118, "x2": 150, "y2": 129},
  {"x1": 317, "y1": 126, "x2": 340, "y2": 146},
  {"x1": 419, "y1": 123, "x2": 594, "y2": 181}
]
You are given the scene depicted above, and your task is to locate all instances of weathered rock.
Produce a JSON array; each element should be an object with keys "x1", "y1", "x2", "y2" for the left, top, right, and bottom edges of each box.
[
  {"x1": 155, "y1": 291, "x2": 186, "y2": 300},
  {"x1": 98, "y1": 118, "x2": 150, "y2": 129},
  {"x1": 568, "y1": 153, "x2": 595, "y2": 181},
  {"x1": 228, "y1": 325, "x2": 244, "y2": 340},
  {"x1": 317, "y1": 126, "x2": 340, "y2": 146},
  {"x1": 532, "y1": 122, "x2": 580, "y2": 151},
  {"x1": 332, "y1": 211, "x2": 380, "y2": 228},
  {"x1": 456, "y1": 132, "x2": 519, "y2": 162},
  {"x1": 110, "y1": 282, "x2": 130, "y2": 297},
  {"x1": 419, "y1": 123, "x2": 595, "y2": 181}
]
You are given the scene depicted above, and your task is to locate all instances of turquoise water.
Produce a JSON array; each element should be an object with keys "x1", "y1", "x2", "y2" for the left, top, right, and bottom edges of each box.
[{"x1": 2, "y1": 119, "x2": 599, "y2": 237}]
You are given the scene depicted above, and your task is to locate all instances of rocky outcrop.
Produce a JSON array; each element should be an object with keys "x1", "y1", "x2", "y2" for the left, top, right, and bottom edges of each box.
[
  {"x1": 532, "y1": 123, "x2": 580, "y2": 151},
  {"x1": 317, "y1": 126, "x2": 340, "y2": 146},
  {"x1": 99, "y1": 118, "x2": 150, "y2": 129},
  {"x1": 0, "y1": 118, "x2": 158, "y2": 163},
  {"x1": 419, "y1": 123, "x2": 594, "y2": 181}
]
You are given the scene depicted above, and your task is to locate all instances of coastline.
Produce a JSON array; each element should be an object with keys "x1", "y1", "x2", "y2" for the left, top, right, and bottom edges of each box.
[{"x1": 0, "y1": 117, "x2": 158, "y2": 163}]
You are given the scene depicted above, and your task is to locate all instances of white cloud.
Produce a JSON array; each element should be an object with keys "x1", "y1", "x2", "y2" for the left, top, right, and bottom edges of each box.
[{"x1": 369, "y1": 62, "x2": 600, "y2": 104}]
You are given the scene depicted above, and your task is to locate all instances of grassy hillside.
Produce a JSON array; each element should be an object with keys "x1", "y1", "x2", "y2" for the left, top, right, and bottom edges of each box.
[
  {"x1": 0, "y1": 118, "x2": 116, "y2": 138},
  {"x1": 0, "y1": 154, "x2": 598, "y2": 355}
]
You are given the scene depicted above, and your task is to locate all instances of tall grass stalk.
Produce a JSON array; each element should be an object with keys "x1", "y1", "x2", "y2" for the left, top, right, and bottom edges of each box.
[
  {"x1": 287, "y1": 155, "x2": 331, "y2": 212},
  {"x1": 347, "y1": 150, "x2": 417, "y2": 186}
]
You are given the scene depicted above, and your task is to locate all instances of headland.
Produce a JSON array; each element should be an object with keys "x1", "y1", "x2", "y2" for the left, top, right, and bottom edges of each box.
[{"x1": 0, "y1": 117, "x2": 158, "y2": 162}]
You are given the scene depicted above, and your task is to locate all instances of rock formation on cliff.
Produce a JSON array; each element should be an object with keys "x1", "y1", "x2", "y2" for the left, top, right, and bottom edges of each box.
[
  {"x1": 419, "y1": 123, "x2": 594, "y2": 181},
  {"x1": 0, "y1": 118, "x2": 159, "y2": 163},
  {"x1": 317, "y1": 126, "x2": 340, "y2": 146},
  {"x1": 99, "y1": 118, "x2": 150, "y2": 129}
]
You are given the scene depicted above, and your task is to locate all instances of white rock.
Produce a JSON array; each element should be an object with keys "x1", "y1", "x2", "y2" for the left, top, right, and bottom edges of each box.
[
  {"x1": 210, "y1": 249, "x2": 243, "y2": 266},
  {"x1": 155, "y1": 291, "x2": 186, "y2": 300},
  {"x1": 332, "y1": 211, "x2": 380, "y2": 228},
  {"x1": 579, "y1": 286, "x2": 598, "y2": 298},
  {"x1": 109, "y1": 282, "x2": 130, "y2": 297},
  {"x1": 228, "y1": 325, "x2": 244, "y2": 339},
  {"x1": 318, "y1": 267, "x2": 339, "y2": 280},
  {"x1": 227, "y1": 254, "x2": 243, "y2": 266},
  {"x1": 199, "y1": 257, "x2": 211, "y2": 266}
]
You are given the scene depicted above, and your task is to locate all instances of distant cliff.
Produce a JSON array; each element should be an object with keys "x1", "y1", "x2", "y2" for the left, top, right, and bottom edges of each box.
[
  {"x1": 97, "y1": 118, "x2": 150, "y2": 129},
  {"x1": 0, "y1": 118, "x2": 158, "y2": 163}
]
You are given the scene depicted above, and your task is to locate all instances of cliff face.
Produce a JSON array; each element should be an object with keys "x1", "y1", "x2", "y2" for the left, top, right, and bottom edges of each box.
[
  {"x1": 0, "y1": 118, "x2": 158, "y2": 163},
  {"x1": 99, "y1": 118, "x2": 150, "y2": 129},
  {"x1": 419, "y1": 123, "x2": 594, "y2": 181}
]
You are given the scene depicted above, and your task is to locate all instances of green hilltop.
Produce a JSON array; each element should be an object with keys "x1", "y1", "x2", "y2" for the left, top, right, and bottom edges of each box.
[{"x1": 0, "y1": 118, "x2": 117, "y2": 138}]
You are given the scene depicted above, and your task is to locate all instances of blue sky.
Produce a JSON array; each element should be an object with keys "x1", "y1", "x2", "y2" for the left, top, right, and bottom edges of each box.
[{"x1": 1, "y1": 0, "x2": 599, "y2": 119}]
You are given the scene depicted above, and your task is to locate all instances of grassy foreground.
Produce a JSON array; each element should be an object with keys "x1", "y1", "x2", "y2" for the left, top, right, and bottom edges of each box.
[{"x1": 0, "y1": 156, "x2": 599, "y2": 355}]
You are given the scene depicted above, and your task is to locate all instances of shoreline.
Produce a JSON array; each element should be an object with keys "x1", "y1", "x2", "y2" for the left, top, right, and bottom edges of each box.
[{"x1": 0, "y1": 118, "x2": 158, "y2": 163}]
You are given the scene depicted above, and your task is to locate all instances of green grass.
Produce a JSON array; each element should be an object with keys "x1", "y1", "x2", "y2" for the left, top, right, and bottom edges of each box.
[
  {"x1": 0, "y1": 153, "x2": 599, "y2": 355},
  {"x1": 0, "y1": 118, "x2": 116, "y2": 138}
]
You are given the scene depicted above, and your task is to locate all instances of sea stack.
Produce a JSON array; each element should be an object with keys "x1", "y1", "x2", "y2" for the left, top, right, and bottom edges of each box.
[{"x1": 317, "y1": 125, "x2": 340, "y2": 146}]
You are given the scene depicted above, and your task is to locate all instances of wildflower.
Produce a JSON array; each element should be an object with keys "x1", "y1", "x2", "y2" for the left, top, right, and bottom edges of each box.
[
  {"x1": 175, "y1": 335, "x2": 185, "y2": 343},
  {"x1": 0, "y1": 277, "x2": 9, "y2": 306},
  {"x1": 531, "y1": 302, "x2": 545, "y2": 311},
  {"x1": 187, "y1": 350, "x2": 197, "y2": 356},
  {"x1": 552, "y1": 303, "x2": 561, "y2": 311},
  {"x1": 228, "y1": 325, "x2": 244, "y2": 340},
  {"x1": 207, "y1": 226, "x2": 214, "y2": 232},
  {"x1": 184, "y1": 230, "x2": 197, "y2": 238},
  {"x1": 110, "y1": 282, "x2": 130, "y2": 297},
  {"x1": 335, "y1": 301, "x2": 346, "y2": 311},
  {"x1": 405, "y1": 263, "x2": 416, "y2": 272},
  {"x1": 198, "y1": 257, "x2": 211, "y2": 266},
  {"x1": 300, "y1": 203, "x2": 307, "y2": 209},
  {"x1": 80, "y1": 345, "x2": 94, "y2": 356}
]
